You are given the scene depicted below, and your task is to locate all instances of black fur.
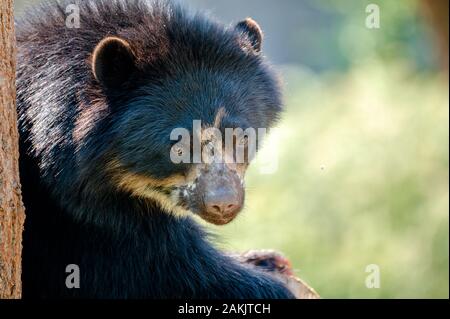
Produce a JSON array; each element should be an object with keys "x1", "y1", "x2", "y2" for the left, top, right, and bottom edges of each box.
[{"x1": 16, "y1": 0, "x2": 290, "y2": 298}]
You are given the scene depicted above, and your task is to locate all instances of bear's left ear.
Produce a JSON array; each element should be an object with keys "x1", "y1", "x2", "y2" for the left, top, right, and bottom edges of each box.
[
  {"x1": 91, "y1": 36, "x2": 137, "y2": 88},
  {"x1": 235, "y1": 18, "x2": 263, "y2": 52}
]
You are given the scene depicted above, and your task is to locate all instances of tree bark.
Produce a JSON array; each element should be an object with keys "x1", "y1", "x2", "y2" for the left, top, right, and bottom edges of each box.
[{"x1": 0, "y1": 0, "x2": 24, "y2": 299}]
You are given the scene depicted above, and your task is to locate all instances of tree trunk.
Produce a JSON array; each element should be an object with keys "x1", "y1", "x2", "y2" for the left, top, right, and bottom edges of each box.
[{"x1": 0, "y1": 0, "x2": 24, "y2": 299}]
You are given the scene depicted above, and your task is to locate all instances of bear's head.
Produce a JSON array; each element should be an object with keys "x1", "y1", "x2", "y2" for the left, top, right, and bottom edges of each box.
[{"x1": 70, "y1": 8, "x2": 282, "y2": 226}]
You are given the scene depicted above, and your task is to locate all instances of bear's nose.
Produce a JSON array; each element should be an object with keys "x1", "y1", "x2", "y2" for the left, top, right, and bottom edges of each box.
[
  {"x1": 204, "y1": 188, "x2": 242, "y2": 218},
  {"x1": 195, "y1": 163, "x2": 245, "y2": 225}
]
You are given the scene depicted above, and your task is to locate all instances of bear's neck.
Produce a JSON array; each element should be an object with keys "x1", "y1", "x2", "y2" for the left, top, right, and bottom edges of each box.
[
  {"x1": 22, "y1": 166, "x2": 216, "y2": 297},
  {"x1": 19, "y1": 144, "x2": 229, "y2": 297}
]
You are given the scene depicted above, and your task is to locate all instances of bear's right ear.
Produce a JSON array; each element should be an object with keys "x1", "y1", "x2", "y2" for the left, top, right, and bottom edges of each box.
[
  {"x1": 235, "y1": 18, "x2": 263, "y2": 52},
  {"x1": 92, "y1": 37, "x2": 136, "y2": 88}
]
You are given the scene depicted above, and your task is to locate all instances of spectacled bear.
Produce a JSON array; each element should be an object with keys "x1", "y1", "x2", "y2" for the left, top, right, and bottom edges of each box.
[{"x1": 16, "y1": 0, "x2": 293, "y2": 298}]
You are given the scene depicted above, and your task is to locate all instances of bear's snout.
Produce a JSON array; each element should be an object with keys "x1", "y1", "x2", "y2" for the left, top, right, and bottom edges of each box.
[{"x1": 195, "y1": 163, "x2": 244, "y2": 225}]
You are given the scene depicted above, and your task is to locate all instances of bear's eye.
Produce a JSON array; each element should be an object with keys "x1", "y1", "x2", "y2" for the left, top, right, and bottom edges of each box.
[
  {"x1": 170, "y1": 143, "x2": 186, "y2": 158},
  {"x1": 174, "y1": 146, "x2": 184, "y2": 156},
  {"x1": 238, "y1": 135, "x2": 248, "y2": 146}
]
